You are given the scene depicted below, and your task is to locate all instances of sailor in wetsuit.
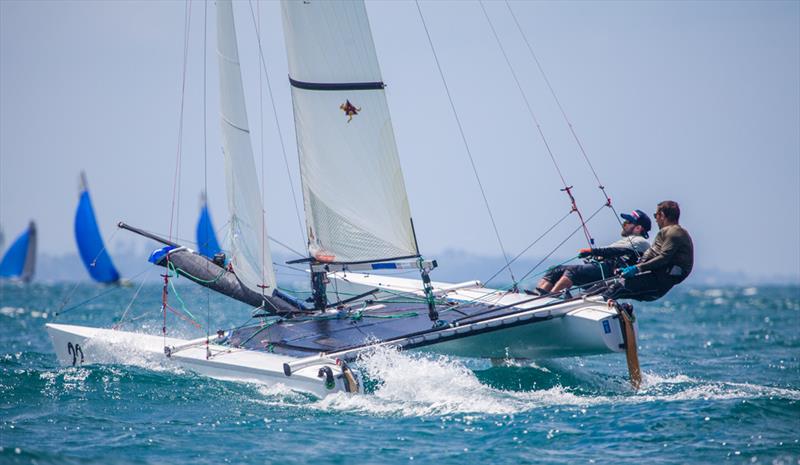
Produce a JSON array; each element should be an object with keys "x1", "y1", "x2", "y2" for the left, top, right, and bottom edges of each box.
[
  {"x1": 608, "y1": 200, "x2": 694, "y2": 301},
  {"x1": 533, "y1": 209, "x2": 652, "y2": 295}
]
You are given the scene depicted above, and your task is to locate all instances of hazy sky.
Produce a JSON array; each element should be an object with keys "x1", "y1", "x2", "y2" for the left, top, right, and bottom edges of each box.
[{"x1": 1, "y1": 0, "x2": 798, "y2": 281}]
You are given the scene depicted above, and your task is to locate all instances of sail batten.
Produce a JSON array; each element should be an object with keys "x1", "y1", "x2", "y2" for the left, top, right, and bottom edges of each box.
[
  {"x1": 289, "y1": 78, "x2": 385, "y2": 91},
  {"x1": 281, "y1": 0, "x2": 418, "y2": 264},
  {"x1": 217, "y1": 0, "x2": 276, "y2": 294}
]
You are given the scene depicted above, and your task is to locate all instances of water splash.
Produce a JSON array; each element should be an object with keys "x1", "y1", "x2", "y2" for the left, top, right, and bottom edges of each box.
[{"x1": 306, "y1": 347, "x2": 800, "y2": 417}]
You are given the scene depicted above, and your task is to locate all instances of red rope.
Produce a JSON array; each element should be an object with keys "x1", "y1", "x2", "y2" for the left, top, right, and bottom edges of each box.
[{"x1": 165, "y1": 304, "x2": 202, "y2": 330}]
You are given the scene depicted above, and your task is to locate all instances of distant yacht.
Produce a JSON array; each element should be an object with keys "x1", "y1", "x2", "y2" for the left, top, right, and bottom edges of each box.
[
  {"x1": 0, "y1": 221, "x2": 37, "y2": 283},
  {"x1": 74, "y1": 172, "x2": 120, "y2": 284}
]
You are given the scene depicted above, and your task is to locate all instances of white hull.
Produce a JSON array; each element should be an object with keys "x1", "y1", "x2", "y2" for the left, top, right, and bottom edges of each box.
[
  {"x1": 46, "y1": 295, "x2": 632, "y2": 396},
  {"x1": 331, "y1": 273, "x2": 633, "y2": 359},
  {"x1": 45, "y1": 323, "x2": 358, "y2": 398},
  {"x1": 423, "y1": 302, "x2": 628, "y2": 359}
]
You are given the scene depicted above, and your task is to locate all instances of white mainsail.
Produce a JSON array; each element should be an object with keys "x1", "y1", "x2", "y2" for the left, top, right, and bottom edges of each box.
[
  {"x1": 217, "y1": 0, "x2": 276, "y2": 294},
  {"x1": 281, "y1": 0, "x2": 418, "y2": 264}
]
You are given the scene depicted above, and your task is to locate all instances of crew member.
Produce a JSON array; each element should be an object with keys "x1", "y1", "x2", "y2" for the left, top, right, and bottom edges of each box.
[
  {"x1": 609, "y1": 200, "x2": 694, "y2": 301},
  {"x1": 534, "y1": 209, "x2": 652, "y2": 295}
]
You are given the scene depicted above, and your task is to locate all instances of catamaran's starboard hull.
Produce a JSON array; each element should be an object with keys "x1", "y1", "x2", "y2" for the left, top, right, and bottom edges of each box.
[
  {"x1": 228, "y1": 297, "x2": 630, "y2": 361},
  {"x1": 420, "y1": 304, "x2": 628, "y2": 359},
  {"x1": 323, "y1": 274, "x2": 633, "y2": 359},
  {"x1": 45, "y1": 323, "x2": 358, "y2": 398}
]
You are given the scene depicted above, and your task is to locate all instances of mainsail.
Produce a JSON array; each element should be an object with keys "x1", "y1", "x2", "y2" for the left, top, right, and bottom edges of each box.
[
  {"x1": 196, "y1": 192, "x2": 221, "y2": 260},
  {"x1": 281, "y1": 0, "x2": 418, "y2": 264},
  {"x1": 217, "y1": 0, "x2": 276, "y2": 294},
  {"x1": 75, "y1": 172, "x2": 120, "y2": 284},
  {"x1": 0, "y1": 221, "x2": 36, "y2": 283}
]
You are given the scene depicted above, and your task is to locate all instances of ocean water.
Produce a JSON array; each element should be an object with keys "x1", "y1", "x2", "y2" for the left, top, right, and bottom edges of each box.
[{"x1": 0, "y1": 282, "x2": 798, "y2": 465}]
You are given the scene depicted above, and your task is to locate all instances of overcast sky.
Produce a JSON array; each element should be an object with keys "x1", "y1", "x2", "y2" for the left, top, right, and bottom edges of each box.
[{"x1": 1, "y1": 0, "x2": 798, "y2": 281}]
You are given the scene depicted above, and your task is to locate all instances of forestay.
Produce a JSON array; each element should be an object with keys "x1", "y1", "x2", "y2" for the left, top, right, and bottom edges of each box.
[
  {"x1": 281, "y1": 0, "x2": 418, "y2": 264},
  {"x1": 217, "y1": 0, "x2": 276, "y2": 294}
]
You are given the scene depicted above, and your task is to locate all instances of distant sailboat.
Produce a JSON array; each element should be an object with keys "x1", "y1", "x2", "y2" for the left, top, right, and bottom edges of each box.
[
  {"x1": 196, "y1": 192, "x2": 221, "y2": 260},
  {"x1": 0, "y1": 221, "x2": 37, "y2": 283},
  {"x1": 74, "y1": 172, "x2": 120, "y2": 284}
]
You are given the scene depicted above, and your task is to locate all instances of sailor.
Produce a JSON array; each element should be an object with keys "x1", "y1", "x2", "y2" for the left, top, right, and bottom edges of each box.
[
  {"x1": 533, "y1": 209, "x2": 652, "y2": 295},
  {"x1": 607, "y1": 200, "x2": 694, "y2": 301}
]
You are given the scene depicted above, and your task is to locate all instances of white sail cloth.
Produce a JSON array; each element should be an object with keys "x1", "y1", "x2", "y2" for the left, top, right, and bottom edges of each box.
[
  {"x1": 217, "y1": 0, "x2": 276, "y2": 294},
  {"x1": 281, "y1": 0, "x2": 418, "y2": 263}
]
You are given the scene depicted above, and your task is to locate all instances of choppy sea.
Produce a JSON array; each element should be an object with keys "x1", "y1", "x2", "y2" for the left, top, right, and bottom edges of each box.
[{"x1": 1, "y1": 282, "x2": 798, "y2": 465}]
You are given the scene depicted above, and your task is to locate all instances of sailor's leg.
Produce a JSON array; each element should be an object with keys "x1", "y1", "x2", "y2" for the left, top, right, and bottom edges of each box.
[
  {"x1": 537, "y1": 278, "x2": 553, "y2": 292},
  {"x1": 554, "y1": 263, "x2": 602, "y2": 292},
  {"x1": 537, "y1": 266, "x2": 566, "y2": 292},
  {"x1": 550, "y1": 275, "x2": 574, "y2": 293}
]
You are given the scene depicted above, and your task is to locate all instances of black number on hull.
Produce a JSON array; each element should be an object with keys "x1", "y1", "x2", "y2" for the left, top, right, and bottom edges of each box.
[{"x1": 66, "y1": 342, "x2": 84, "y2": 366}]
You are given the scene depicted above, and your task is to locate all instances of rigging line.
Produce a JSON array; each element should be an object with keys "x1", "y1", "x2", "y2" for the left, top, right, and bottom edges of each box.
[
  {"x1": 268, "y1": 235, "x2": 305, "y2": 258},
  {"x1": 503, "y1": 1, "x2": 625, "y2": 228},
  {"x1": 478, "y1": 0, "x2": 593, "y2": 248},
  {"x1": 169, "y1": 0, "x2": 193, "y2": 241},
  {"x1": 55, "y1": 267, "x2": 153, "y2": 317},
  {"x1": 256, "y1": 0, "x2": 267, "y2": 291},
  {"x1": 88, "y1": 227, "x2": 119, "y2": 268},
  {"x1": 414, "y1": 0, "x2": 517, "y2": 285},
  {"x1": 112, "y1": 271, "x2": 150, "y2": 330},
  {"x1": 203, "y1": 0, "x2": 209, "y2": 208},
  {"x1": 273, "y1": 262, "x2": 307, "y2": 274},
  {"x1": 203, "y1": 0, "x2": 211, "y2": 344},
  {"x1": 504, "y1": 0, "x2": 606, "y2": 196},
  {"x1": 246, "y1": 0, "x2": 306, "y2": 248},
  {"x1": 55, "y1": 281, "x2": 82, "y2": 316},
  {"x1": 483, "y1": 209, "x2": 572, "y2": 286},
  {"x1": 518, "y1": 203, "x2": 606, "y2": 283}
]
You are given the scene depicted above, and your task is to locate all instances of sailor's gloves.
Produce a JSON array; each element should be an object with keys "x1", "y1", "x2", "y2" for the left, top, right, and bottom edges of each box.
[{"x1": 620, "y1": 265, "x2": 639, "y2": 278}]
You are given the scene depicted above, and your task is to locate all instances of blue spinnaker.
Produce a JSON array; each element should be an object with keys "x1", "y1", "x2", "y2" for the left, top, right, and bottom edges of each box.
[
  {"x1": 0, "y1": 222, "x2": 36, "y2": 282},
  {"x1": 75, "y1": 186, "x2": 120, "y2": 283},
  {"x1": 196, "y1": 202, "x2": 221, "y2": 259}
]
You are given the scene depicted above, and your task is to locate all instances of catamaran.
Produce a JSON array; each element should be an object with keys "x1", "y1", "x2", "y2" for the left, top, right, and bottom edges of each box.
[{"x1": 47, "y1": 0, "x2": 641, "y2": 397}]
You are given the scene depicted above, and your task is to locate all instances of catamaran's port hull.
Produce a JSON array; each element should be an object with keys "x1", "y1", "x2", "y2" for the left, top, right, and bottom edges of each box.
[{"x1": 45, "y1": 323, "x2": 355, "y2": 398}]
